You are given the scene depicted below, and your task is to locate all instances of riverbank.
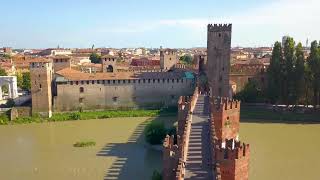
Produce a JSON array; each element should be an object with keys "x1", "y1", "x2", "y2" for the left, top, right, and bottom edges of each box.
[
  {"x1": 241, "y1": 106, "x2": 320, "y2": 123},
  {"x1": 0, "y1": 108, "x2": 177, "y2": 125}
]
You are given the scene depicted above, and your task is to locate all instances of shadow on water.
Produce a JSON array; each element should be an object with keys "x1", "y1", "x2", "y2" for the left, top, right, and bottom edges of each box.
[{"x1": 96, "y1": 117, "x2": 163, "y2": 180}]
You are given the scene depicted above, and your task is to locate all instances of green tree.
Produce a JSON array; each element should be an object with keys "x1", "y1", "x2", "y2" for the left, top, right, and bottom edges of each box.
[
  {"x1": 307, "y1": 41, "x2": 320, "y2": 107},
  {"x1": 16, "y1": 72, "x2": 31, "y2": 90},
  {"x1": 144, "y1": 121, "x2": 167, "y2": 145},
  {"x1": 89, "y1": 53, "x2": 101, "y2": 64},
  {"x1": 151, "y1": 170, "x2": 162, "y2": 180},
  {"x1": 0, "y1": 68, "x2": 8, "y2": 94},
  {"x1": 0, "y1": 68, "x2": 7, "y2": 76},
  {"x1": 2, "y1": 54, "x2": 11, "y2": 59},
  {"x1": 16, "y1": 72, "x2": 23, "y2": 88},
  {"x1": 267, "y1": 42, "x2": 282, "y2": 104},
  {"x1": 235, "y1": 80, "x2": 264, "y2": 103},
  {"x1": 304, "y1": 65, "x2": 314, "y2": 105},
  {"x1": 179, "y1": 55, "x2": 193, "y2": 65},
  {"x1": 283, "y1": 37, "x2": 296, "y2": 105},
  {"x1": 22, "y1": 72, "x2": 31, "y2": 90},
  {"x1": 293, "y1": 42, "x2": 305, "y2": 105}
]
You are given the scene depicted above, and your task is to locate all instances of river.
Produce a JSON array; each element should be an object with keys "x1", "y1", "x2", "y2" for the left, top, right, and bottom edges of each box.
[{"x1": 0, "y1": 118, "x2": 319, "y2": 180}]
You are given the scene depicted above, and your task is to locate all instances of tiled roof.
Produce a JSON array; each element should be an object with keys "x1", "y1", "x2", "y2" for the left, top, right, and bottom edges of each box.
[
  {"x1": 52, "y1": 55, "x2": 71, "y2": 59},
  {"x1": 55, "y1": 68, "x2": 191, "y2": 81}
]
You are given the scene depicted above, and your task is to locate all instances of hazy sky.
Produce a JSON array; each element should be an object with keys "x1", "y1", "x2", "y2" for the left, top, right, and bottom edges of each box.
[{"x1": 0, "y1": 0, "x2": 319, "y2": 48}]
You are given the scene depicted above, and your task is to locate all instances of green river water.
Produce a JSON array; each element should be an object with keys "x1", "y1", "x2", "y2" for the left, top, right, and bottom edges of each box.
[{"x1": 0, "y1": 117, "x2": 319, "y2": 180}]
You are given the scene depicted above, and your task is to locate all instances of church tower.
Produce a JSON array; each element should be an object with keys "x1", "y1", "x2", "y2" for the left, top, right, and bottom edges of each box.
[
  {"x1": 207, "y1": 24, "x2": 232, "y2": 97},
  {"x1": 30, "y1": 59, "x2": 53, "y2": 117}
]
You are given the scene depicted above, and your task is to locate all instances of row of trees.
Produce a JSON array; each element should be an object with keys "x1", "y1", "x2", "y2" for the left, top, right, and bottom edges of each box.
[{"x1": 267, "y1": 38, "x2": 320, "y2": 106}]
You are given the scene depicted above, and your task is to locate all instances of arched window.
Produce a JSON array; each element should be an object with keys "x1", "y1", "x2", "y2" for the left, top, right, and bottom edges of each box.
[
  {"x1": 80, "y1": 87, "x2": 84, "y2": 93},
  {"x1": 107, "y1": 65, "x2": 114, "y2": 72}
]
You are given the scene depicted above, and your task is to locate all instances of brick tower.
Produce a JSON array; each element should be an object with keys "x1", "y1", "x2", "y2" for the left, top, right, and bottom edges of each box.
[
  {"x1": 30, "y1": 59, "x2": 53, "y2": 117},
  {"x1": 215, "y1": 139, "x2": 250, "y2": 180},
  {"x1": 207, "y1": 24, "x2": 232, "y2": 97},
  {"x1": 211, "y1": 97, "x2": 240, "y2": 141},
  {"x1": 210, "y1": 97, "x2": 250, "y2": 180},
  {"x1": 160, "y1": 47, "x2": 178, "y2": 70}
]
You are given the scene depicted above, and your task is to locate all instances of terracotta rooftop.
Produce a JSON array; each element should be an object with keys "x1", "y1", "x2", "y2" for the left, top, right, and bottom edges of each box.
[
  {"x1": 51, "y1": 55, "x2": 71, "y2": 59},
  {"x1": 55, "y1": 68, "x2": 191, "y2": 81},
  {"x1": 29, "y1": 58, "x2": 52, "y2": 63}
]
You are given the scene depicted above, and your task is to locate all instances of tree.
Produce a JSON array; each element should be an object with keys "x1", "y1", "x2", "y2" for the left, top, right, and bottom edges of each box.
[
  {"x1": 179, "y1": 55, "x2": 193, "y2": 65},
  {"x1": 0, "y1": 68, "x2": 7, "y2": 76},
  {"x1": 22, "y1": 72, "x2": 31, "y2": 90},
  {"x1": 16, "y1": 72, "x2": 23, "y2": 88},
  {"x1": 0, "y1": 68, "x2": 8, "y2": 95},
  {"x1": 2, "y1": 54, "x2": 11, "y2": 59},
  {"x1": 283, "y1": 37, "x2": 295, "y2": 105},
  {"x1": 144, "y1": 121, "x2": 167, "y2": 145},
  {"x1": 293, "y1": 42, "x2": 305, "y2": 105},
  {"x1": 90, "y1": 53, "x2": 101, "y2": 64},
  {"x1": 307, "y1": 41, "x2": 320, "y2": 107},
  {"x1": 234, "y1": 80, "x2": 264, "y2": 103},
  {"x1": 151, "y1": 170, "x2": 162, "y2": 180},
  {"x1": 16, "y1": 72, "x2": 31, "y2": 90},
  {"x1": 267, "y1": 42, "x2": 282, "y2": 104}
]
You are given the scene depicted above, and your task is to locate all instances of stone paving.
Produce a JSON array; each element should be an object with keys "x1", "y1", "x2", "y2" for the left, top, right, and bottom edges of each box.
[{"x1": 185, "y1": 95, "x2": 213, "y2": 180}]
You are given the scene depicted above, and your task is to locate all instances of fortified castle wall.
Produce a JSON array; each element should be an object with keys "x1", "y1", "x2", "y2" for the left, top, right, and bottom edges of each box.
[
  {"x1": 163, "y1": 87, "x2": 198, "y2": 180},
  {"x1": 54, "y1": 74, "x2": 195, "y2": 111}
]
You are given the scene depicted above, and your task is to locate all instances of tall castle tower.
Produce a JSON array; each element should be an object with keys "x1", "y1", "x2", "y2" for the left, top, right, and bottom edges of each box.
[
  {"x1": 160, "y1": 47, "x2": 178, "y2": 70},
  {"x1": 30, "y1": 59, "x2": 53, "y2": 117},
  {"x1": 207, "y1": 24, "x2": 232, "y2": 97}
]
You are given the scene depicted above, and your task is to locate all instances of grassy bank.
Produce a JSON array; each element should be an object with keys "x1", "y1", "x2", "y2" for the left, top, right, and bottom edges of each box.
[
  {"x1": 0, "y1": 108, "x2": 177, "y2": 125},
  {"x1": 241, "y1": 106, "x2": 320, "y2": 123}
]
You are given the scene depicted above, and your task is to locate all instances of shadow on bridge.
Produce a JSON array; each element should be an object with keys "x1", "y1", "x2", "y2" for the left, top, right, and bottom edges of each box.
[{"x1": 185, "y1": 95, "x2": 214, "y2": 179}]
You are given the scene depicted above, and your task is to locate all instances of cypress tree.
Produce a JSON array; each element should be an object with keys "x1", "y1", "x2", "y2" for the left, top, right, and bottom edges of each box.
[{"x1": 267, "y1": 42, "x2": 282, "y2": 104}]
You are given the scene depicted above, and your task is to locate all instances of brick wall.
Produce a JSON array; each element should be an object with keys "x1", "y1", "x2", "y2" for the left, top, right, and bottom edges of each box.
[{"x1": 163, "y1": 87, "x2": 198, "y2": 180}]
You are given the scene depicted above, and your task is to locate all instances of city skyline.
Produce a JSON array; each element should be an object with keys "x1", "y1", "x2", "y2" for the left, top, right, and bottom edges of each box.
[{"x1": 1, "y1": 0, "x2": 319, "y2": 49}]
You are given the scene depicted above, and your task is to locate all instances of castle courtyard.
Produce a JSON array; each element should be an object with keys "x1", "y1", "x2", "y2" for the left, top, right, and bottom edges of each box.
[{"x1": 0, "y1": 117, "x2": 319, "y2": 180}]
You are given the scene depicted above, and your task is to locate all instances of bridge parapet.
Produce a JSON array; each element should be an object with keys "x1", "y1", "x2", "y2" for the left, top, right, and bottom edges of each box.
[{"x1": 162, "y1": 87, "x2": 198, "y2": 180}]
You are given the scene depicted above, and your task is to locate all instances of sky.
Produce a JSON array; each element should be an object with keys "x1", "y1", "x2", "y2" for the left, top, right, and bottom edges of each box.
[{"x1": 0, "y1": 0, "x2": 319, "y2": 49}]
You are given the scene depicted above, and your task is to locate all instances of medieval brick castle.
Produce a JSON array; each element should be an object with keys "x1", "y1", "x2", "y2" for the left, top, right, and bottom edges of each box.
[
  {"x1": 30, "y1": 48, "x2": 195, "y2": 117},
  {"x1": 162, "y1": 24, "x2": 250, "y2": 180},
  {"x1": 29, "y1": 23, "x2": 250, "y2": 179}
]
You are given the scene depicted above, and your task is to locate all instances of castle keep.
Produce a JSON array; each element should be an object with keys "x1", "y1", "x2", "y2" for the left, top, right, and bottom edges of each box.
[{"x1": 207, "y1": 24, "x2": 232, "y2": 97}]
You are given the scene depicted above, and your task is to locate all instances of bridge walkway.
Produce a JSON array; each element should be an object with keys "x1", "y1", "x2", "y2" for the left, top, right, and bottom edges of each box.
[{"x1": 184, "y1": 95, "x2": 214, "y2": 180}]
